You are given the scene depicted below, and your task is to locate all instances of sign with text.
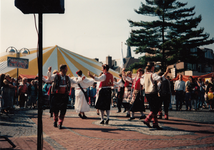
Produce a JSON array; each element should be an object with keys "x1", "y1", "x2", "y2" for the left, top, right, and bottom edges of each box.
[{"x1": 7, "y1": 57, "x2": 29, "y2": 69}]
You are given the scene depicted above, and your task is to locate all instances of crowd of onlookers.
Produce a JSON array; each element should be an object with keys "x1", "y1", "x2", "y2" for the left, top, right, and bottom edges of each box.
[
  {"x1": 173, "y1": 75, "x2": 214, "y2": 111},
  {"x1": 0, "y1": 73, "x2": 41, "y2": 114},
  {"x1": 0, "y1": 73, "x2": 214, "y2": 115}
]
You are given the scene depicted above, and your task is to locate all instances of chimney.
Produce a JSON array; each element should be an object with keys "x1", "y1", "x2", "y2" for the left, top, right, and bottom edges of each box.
[{"x1": 106, "y1": 56, "x2": 112, "y2": 68}]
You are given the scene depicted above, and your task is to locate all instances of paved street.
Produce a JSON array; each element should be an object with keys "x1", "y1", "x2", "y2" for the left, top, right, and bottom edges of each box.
[{"x1": 0, "y1": 106, "x2": 214, "y2": 150}]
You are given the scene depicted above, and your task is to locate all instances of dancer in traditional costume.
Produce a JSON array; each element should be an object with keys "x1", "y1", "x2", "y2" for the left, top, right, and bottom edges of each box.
[
  {"x1": 88, "y1": 64, "x2": 113, "y2": 124},
  {"x1": 74, "y1": 70, "x2": 94, "y2": 119},
  {"x1": 128, "y1": 68, "x2": 146, "y2": 121},
  {"x1": 121, "y1": 70, "x2": 133, "y2": 117},
  {"x1": 50, "y1": 65, "x2": 84, "y2": 129},
  {"x1": 114, "y1": 73, "x2": 125, "y2": 113},
  {"x1": 141, "y1": 62, "x2": 169, "y2": 130}
]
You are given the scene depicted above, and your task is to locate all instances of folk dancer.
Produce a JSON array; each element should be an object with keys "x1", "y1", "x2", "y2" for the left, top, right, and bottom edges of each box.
[
  {"x1": 157, "y1": 73, "x2": 171, "y2": 120},
  {"x1": 46, "y1": 69, "x2": 59, "y2": 117},
  {"x1": 88, "y1": 64, "x2": 113, "y2": 124},
  {"x1": 113, "y1": 73, "x2": 125, "y2": 113},
  {"x1": 74, "y1": 70, "x2": 94, "y2": 119},
  {"x1": 121, "y1": 70, "x2": 133, "y2": 117},
  {"x1": 141, "y1": 62, "x2": 169, "y2": 130},
  {"x1": 128, "y1": 68, "x2": 146, "y2": 121},
  {"x1": 50, "y1": 64, "x2": 84, "y2": 129}
]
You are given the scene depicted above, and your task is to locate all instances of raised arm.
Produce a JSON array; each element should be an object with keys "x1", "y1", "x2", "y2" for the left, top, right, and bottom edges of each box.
[{"x1": 88, "y1": 71, "x2": 106, "y2": 82}]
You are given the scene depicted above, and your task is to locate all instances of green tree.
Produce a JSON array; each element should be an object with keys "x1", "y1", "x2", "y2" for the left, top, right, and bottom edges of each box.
[{"x1": 127, "y1": 0, "x2": 214, "y2": 71}]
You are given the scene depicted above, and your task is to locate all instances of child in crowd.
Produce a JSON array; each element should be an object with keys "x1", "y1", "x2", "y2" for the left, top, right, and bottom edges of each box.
[
  {"x1": 185, "y1": 86, "x2": 192, "y2": 111},
  {"x1": 207, "y1": 87, "x2": 214, "y2": 110},
  {"x1": 203, "y1": 81, "x2": 209, "y2": 108}
]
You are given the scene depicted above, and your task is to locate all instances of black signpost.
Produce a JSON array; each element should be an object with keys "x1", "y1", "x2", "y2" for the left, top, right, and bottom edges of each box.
[{"x1": 14, "y1": 1, "x2": 64, "y2": 149}]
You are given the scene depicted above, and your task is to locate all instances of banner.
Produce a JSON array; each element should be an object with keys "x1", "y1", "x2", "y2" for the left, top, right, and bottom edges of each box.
[{"x1": 7, "y1": 57, "x2": 29, "y2": 69}]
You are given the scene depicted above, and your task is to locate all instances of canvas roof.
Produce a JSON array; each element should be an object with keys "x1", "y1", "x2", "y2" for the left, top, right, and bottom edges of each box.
[{"x1": 0, "y1": 45, "x2": 119, "y2": 78}]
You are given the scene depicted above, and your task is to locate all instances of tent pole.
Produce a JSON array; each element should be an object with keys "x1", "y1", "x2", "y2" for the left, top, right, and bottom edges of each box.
[{"x1": 37, "y1": 10, "x2": 43, "y2": 150}]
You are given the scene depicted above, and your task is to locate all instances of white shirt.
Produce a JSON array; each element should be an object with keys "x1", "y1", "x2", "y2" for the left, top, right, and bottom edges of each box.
[
  {"x1": 114, "y1": 79, "x2": 124, "y2": 87},
  {"x1": 174, "y1": 80, "x2": 185, "y2": 91},
  {"x1": 47, "y1": 71, "x2": 57, "y2": 82},
  {"x1": 47, "y1": 72, "x2": 83, "y2": 86},
  {"x1": 94, "y1": 74, "x2": 106, "y2": 82}
]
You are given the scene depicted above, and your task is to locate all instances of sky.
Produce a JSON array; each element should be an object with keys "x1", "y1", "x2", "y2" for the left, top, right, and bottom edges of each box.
[{"x1": 1, "y1": 0, "x2": 214, "y2": 62}]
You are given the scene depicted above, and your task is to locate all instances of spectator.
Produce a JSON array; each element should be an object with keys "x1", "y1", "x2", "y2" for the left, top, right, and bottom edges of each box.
[
  {"x1": 185, "y1": 86, "x2": 192, "y2": 110},
  {"x1": 18, "y1": 77, "x2": 28, "y2": 109},
  {"x1": 0, "y1": 74, "x2": 6, "y2": 113},
  {"x1": 186, "y1": 76, "x2": 199, "y2": 111},
  {"x1": 1, "y1": 74, "x2": 16, "y2": 113},
  {"x1": 174, "y1": 75, "x2": 185, "y2": 110},
  {"x1": 69, "y1": 87, "x2": 75, "y2": 108},
  {"x1": 207, "y1": 86, "x2": 214, "y2": 110},
  {"x1": 206, "y1": 77, "x2": 214, "y2": 94},
  {"x1": 42, "y1": 82, "x2": 52, "y2": 108},
  {"x1": 89, "y1": 82, "x2": 97, "y2": 107},
  {"x1": 204, "y1": 81, "x2": 209, "y2": 108},
  {"x1": 28, "y1": 80, "x2": 38, "y2": 109},
  {"x1": 197, "y1": 77, "x2": 205, "y2": 109}
]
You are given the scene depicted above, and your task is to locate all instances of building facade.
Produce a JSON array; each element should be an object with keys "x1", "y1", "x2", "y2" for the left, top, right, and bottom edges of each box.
[{"x1": 168, "y1": 47, "x2": 214, "y2": 76}]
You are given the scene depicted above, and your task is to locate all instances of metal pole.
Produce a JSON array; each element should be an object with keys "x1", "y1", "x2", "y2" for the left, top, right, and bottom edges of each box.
[{"x1": 37, "y1": 10, "x2": 43, "y2": 150}]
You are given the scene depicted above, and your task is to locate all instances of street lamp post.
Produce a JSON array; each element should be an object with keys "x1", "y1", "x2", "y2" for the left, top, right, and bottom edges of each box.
[{"x1": 6, "y1": 46, "x2": 30, "y2": 83}]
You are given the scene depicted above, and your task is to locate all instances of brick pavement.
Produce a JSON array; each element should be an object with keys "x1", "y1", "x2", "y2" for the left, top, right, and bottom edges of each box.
[{"x1": 0, "y1": 108, "x2": 214, "y2": 150}]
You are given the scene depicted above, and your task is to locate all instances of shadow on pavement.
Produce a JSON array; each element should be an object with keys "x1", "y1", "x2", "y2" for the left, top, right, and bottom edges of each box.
[{"x1": 65, "y1": 126, "x2": 122, "y2": 134}]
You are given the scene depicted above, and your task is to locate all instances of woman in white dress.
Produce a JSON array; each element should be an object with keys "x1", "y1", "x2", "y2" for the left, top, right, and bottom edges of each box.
[{"x1": 74, "y1": 70, "x2": 94, "y2": 119}]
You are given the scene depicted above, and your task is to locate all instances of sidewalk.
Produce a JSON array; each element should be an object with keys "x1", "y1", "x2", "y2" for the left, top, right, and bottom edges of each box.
[{"x1": 1, "y1": 107, "x2": 214, "y2": 150}]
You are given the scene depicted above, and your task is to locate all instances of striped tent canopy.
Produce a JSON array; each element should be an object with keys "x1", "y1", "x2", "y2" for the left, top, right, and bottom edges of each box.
[{"x1": 0, "y1": 45, "x2": 119, "y2": 78}]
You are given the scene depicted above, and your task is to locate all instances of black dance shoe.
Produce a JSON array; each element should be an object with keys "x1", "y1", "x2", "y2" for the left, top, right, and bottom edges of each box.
[
  {"x1": 58, "y1": 124, "x2": 62, "y2": 129},
  {"x1": 53, "y1": 122, "x2": 57, "y2": 127},
  {"x1": 78, "y1": 113, "x2": 83, "y2": 118},
  {"x1": 143, "y1": 121, "x2": 152, "y2": 128},
  {"x1": 82, "y1": 114, "x2": 87, "y2": 119},
  {"x1": 100, "y1": 120, "x2": 105, "y2": 124},
  {"x1": 128, "y1": 117, "x2": 135, "y2": 121},
  {"x1": 158, "y1": 115, "x2": 162, "y2": 119},
  {"x1": 139, "y1": 115, "x2": 146, "y2": 119},
  {"x1": 153, "y1": 125, "x2": 162, "y2": 130},
  {"x1": 105, "y1": 119, "x2": 109, "y2": 125}
]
